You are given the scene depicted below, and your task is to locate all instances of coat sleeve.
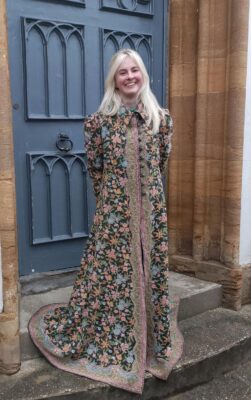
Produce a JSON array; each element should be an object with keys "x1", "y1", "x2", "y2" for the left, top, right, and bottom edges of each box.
[
  {"x1": 158, "y1": 109, "x2": 173, "y2": 174},
  {"x1": 84, "y1": 113, "x2": 103, "y2": 199}
]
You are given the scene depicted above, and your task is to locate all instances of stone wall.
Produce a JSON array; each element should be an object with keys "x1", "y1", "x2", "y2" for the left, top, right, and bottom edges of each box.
[
  {"x1": 240, "y1": 1, "x2": 251, "y2": 304},
  {"x1": 168, "y1": 0, "x2": 250, "y2": 309},
  {"x1": 0, "y1": 0, "x2": 20, "y2": 374}
]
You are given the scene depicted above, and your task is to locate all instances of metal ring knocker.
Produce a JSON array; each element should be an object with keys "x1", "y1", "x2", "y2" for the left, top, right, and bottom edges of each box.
[{"x1": 56, "y1": 133, "x2": 73, "y2": 152}]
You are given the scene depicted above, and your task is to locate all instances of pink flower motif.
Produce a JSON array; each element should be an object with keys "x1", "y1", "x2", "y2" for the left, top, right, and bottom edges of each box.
[
  {"x1": 93, "y1": 300, "x2": 100, "y2": 309},
  {"x1": 53, "y1": 347, "x2": 63, "y2": 354},
  {"x1": 108, "y1": 315, "x2": 116, "y2": 324},
  {"x1": 161, "y1": 296, "x2": 169, "y2": 306},
  {"x1": 57, "y1": 325, "x2": 64, "y2": 333},
  {"x1": 90, "y1": 272, "x2": 97, "y2": 282},
  {"x1": 95, "y1": 136, "x2": 102, "y2": 145},
  {"x1": 157, "y1": 321, "x2": 164, "y2": 331},
  {"x1": 160, "y1": 214, "x2": 167, "y2": 223},
  {"x1": 103, "y1": 204, "x2": 112, "y2": 213},
  {"x1": 111, "y1": 291, "x2": 119, "y2": 300},
  {"x1": 119, "y1": 177, "x2": 127, "y2": 186},
  {"x1": 165, "y1": 346, "x2": 172, "y2": 357},
  {"x1": 62, "y1": 343, "x2": 71, "y2": 352},
  {"x1": 112, "y1": 134, "x2": 121, "y2": 144},
  {"x1": 87, "y1": 254, "x2": 94, "y2": 261},
  {"x1": 150, "y1": 187, "x2": 158, "y2": 196},
  {"x1": 107, "y1": 249, "x2": 116, "y2": 259},
  {"x1": 159, "y1": 242, "x2": 168, "y2": 251},
  {"x1": 99, "y1": 353, "x2": 109, "y2": 363},
  {"x1": 121, "y1": 343, "x2": 129, "y2": 351}
]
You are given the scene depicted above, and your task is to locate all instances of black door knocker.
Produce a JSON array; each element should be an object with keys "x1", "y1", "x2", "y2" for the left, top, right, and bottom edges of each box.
[{"x1": 56, "y1": 133, "x2": 73, "y2": 152}]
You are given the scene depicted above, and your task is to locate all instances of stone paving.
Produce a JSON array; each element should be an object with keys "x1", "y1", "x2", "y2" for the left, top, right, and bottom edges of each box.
[{"x1": 168, "y1": 359, "x2": 251, "y2": 400}]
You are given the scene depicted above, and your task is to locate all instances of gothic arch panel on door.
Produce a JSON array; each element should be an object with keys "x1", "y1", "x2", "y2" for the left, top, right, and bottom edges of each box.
[
  {"x1": 22, "y1": 17, "x2": 86, "y2": 119},
  {"x1": 101, "y1": 29, "x2": 153, "y2": 89},
  {"x1": 27, "y1": 152, "x2": 89, "y2": 244},
  {"x1": 100, "y1": 0, "x2": 154, "y2": 16}
]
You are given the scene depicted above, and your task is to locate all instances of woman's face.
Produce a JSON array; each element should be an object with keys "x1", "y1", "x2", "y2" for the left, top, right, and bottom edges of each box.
[{"x1": 115, "y1": 56, "x2": 143, "y2": 104}]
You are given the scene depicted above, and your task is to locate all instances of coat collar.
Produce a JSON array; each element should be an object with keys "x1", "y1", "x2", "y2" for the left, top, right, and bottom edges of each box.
[{"x1": 117, "y1": 101, "x2": 149, "y2": 122}]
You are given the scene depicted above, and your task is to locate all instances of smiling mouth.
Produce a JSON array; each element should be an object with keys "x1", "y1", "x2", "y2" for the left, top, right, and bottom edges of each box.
[{"x1": 125, "y1": 82, "x2": 137, "y2": 87}]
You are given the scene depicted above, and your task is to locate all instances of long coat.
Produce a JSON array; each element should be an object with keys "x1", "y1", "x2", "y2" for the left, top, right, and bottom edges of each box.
[{"x1": 29, "y1": 102, "x2": 183, "y2": 394}]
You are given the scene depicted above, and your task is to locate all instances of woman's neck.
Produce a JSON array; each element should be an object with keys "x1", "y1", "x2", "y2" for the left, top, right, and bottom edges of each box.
[{"x1": 121, "y1": 97, "x2": 139, "y2": 109}]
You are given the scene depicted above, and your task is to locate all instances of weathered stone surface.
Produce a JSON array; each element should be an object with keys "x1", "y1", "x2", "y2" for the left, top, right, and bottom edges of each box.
[
  {"x1": 168, "y1": 359, "x2": 251, "y2": 399},
  {"x1": 169, "y1": 0, "x2": 250, "y2": 309},
  {"x1": 1, "y1": 306, "x2": 251, "y2": 400},
  {"x1": 170, "y1": 255, "x2": 242, "y2": 310},
  {"x1": 0, "y1": 315, "x2": 20, "y2": 375},
  {"x1": 169, "y1": 0, "x2": 198, "y2": 65},
  {"x1": 0, "y1": 0, "x2": 20, "y2": 374},
  {"x1": 0, "y1": 181, "x2": 15, "y2": 230},
  {"x1": 20, "y1": 268, "x2": 79, "y2": 296},
  {"x1": 242, "y1": 264, "x2": 251, "y2": 304}
]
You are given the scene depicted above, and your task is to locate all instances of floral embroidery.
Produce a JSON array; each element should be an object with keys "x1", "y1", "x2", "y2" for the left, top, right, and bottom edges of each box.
[{"x1": 37, "y1": 102, "x2": 180, "y2": 391}]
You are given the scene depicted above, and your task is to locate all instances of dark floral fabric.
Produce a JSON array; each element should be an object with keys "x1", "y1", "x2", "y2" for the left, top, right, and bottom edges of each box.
[{"x1": 29, "y1": 102, "x2": 183, "y2": 394}]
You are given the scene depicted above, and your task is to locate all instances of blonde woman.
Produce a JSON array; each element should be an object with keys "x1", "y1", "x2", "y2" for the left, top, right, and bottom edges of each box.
[{"x1": 29, "y1": 49, "x2": 183, "y2": 394}]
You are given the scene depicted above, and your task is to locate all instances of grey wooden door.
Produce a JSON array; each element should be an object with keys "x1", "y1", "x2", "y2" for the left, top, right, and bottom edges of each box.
[{"x1": 6, "y1": 0, "x2": 168, "y2": 275}]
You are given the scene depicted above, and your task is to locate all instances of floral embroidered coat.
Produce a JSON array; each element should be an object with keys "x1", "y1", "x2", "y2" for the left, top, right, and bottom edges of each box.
[{"x1": 29, "y1": 103, "x2": 183, "y2": 394}]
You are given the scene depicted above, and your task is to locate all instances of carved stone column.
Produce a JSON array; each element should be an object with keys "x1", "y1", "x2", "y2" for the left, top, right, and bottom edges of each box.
[
  {"x1": 168, "y1": 0, "x2": 249, "y2": 310},
  {"x1": 0, "y1": 0, "x2": 20, "y2": 374}
]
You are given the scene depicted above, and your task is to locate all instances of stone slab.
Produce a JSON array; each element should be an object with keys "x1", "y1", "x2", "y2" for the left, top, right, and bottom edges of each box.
[
  {"x1": 20, "y1": 272, "x2": 221, "y2": 331},
  {"x1": 2, "y1": 306, "x2": 251, "y2": 400},
  {"x1": 20, "y1": 268, "x2": 79, "y2": 296},
  {"x1": 168, "y1": 358, "x2": 251, "y2": 400},
  {"x1": 169, "y1": 272, "x2": 222, "y2": 320}
]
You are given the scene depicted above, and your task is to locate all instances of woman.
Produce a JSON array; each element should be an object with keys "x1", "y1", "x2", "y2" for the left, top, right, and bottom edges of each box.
[{"x1": 29, "y1": 49, "x2": 183, "y2": 394}]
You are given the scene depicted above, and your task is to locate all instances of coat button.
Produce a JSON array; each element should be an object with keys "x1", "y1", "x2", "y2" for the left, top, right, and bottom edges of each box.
[{"x1": 141, "y1": 191, "x2": 146, "y2": 197}]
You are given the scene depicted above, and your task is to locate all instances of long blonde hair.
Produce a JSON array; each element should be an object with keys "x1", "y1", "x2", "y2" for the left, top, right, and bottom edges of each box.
[{"x1": 98, "y1": 49, "x2": 165, "y2": 133}]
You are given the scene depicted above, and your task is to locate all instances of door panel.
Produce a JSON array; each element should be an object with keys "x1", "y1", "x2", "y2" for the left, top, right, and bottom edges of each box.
[
  {"x1": 6, "y1": 0, "x2": 168, "y2": 275},
  {"x1": 27, "y1": 151, "x2": 88, "y2": 244},
  {"x1": 23, "y1": 18, "x2": 86, "y2": 119},
  {"x1": 100, "y1": 0, "x2": 154, "y2": 16},
  {"x1": 102, "y1": 30, "x2": 152, "y2": 84}
]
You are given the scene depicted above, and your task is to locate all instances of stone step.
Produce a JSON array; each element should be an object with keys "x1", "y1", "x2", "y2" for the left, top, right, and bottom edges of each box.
[
  {"x1": 20, "y1": 272, "x2": 222, "y2": 361},
  {"x1": 167, "y1": 357, "x2": 251, "y2": 400},
  {"x1": 2, "y1": 305, "x2": 251, "y2": 400}
]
